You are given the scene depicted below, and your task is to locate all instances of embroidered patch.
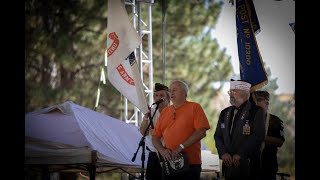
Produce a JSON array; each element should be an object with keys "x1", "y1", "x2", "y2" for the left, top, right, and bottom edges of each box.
[
  {"x1": 221, "y1": 123, "x2": 225, "y2": 129},
  {"x1": 243, "y1": 120, "x2": 251, "y2": 135}
]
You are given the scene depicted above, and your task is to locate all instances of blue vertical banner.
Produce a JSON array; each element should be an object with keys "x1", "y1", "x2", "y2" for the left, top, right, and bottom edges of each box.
[{"x1": 236, "y1": 0, "x2": 268, "y2": 92}]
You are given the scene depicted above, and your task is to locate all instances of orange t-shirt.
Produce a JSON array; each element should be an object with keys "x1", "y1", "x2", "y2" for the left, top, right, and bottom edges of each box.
[{"x1": 152, "y1": 101, "x2": 210, "y2": 164}]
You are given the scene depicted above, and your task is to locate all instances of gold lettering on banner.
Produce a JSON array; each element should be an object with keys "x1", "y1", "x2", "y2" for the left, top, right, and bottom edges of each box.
[
  {"x1": 245, "y1": 42, "x2": 251, "y2": 65},
  {"x1": 244, "y1": 28, "x2": 250, "y2": 38},
  {"x1": 237, "y1": 1, "x2": 252, "y2": 66},
  {"x1": 238, "y1": 4, "x2": 249, "y2": 24}
]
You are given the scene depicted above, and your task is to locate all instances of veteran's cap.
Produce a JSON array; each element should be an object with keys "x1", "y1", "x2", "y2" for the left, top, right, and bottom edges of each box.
[
  {"x1": 154, "y1": 83, "x2": 169, "y2": 92},
  {"x1": 230, "y1": 79, "x2": 251, "y2": 91},
  {"x1": 254, "y1": 91, "x2": 270, "y2": 101}
]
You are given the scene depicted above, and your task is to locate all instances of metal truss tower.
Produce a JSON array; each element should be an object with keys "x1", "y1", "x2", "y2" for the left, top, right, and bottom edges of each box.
[{"x1": 123, "y1": 0, "x2": 154, "y2": 127}]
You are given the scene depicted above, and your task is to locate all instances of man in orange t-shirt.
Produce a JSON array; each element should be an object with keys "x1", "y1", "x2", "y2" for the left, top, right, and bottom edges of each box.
[{"x1": 152, "y1": 80, "x2": 210, "y2": 180}]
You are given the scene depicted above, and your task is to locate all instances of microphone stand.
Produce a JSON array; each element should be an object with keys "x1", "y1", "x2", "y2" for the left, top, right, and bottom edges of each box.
[{"x1": 131, "y1": 104, "x2": 160, "y2": 180}]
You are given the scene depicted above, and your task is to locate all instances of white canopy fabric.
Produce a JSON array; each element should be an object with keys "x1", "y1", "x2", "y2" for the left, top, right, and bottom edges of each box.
[
  {"x1": 201, "y1": 150, "x2": 220, "y2": 172},
  {"x1": 25, "y1": 101, "x2": 220, "y2": 173}
]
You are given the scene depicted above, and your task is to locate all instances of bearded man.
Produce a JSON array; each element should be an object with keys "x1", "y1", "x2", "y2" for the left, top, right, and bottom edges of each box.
[{"x1": 214, "y1": 79, "x2": 265, "y2": 180}]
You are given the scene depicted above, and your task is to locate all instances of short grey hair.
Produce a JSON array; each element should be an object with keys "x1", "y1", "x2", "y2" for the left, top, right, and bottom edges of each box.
[{"x1": 170, "y1": 80, "x2": 189, "y2": 95}]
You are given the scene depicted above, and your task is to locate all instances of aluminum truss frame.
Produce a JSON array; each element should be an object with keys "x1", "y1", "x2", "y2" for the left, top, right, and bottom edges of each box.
[{"x1": 123, "y1": 0, "x2": 154, "y2": 127}]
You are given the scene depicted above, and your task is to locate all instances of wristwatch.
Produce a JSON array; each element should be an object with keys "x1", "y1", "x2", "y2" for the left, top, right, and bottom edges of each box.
[{"x1": 179, "y1": 144, "x2": 185, "y2": 149}]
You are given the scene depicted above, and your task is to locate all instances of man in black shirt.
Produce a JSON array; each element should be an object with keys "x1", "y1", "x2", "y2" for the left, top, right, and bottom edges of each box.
[{"x1": 255, "y1": 91, "x2": 285, "y2": 180}]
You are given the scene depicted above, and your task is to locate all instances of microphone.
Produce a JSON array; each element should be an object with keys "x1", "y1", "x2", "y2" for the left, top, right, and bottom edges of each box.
[{"x1": 152, "y1": 98, "x2": 165, "y2": 105}]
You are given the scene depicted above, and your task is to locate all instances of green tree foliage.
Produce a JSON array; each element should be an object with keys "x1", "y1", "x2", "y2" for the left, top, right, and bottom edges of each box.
[
  {"x1": 25, "y1": 0, "x2": 233, "y2": 120},
  {"x1": 25, "y1": 0, "x2": 124, "y2": 116}
]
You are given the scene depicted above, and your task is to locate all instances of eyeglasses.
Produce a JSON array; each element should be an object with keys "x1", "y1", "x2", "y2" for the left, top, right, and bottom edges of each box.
[{"x1": 227, "y1": 89, "x2": 239, "y2": 95}]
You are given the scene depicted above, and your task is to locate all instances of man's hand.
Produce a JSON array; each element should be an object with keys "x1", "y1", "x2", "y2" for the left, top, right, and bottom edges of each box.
[
  {"x1": 232, "y1": 154, "x2": 241, "y2": 167},
  {"x1": 140, "y1": 110, "x2": 151, "y2": 135},
  {"x1": 159, "y1": 148, "x2": 173, "y2": 161},
  {"x1": 171, "y1": 145, "x2": 183, "y2": 160},
  {"x1": 222, "y1": 153, "x2": 232, "y2": 166}
]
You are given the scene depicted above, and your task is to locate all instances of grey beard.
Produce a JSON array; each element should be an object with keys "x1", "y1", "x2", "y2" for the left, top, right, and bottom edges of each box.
[
  {"x1": 229, "y1": 98, "x2": 236, "y2": 106},
  {"x1": 229, "y1": 97, "x2": 245, "y2": 107}
]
